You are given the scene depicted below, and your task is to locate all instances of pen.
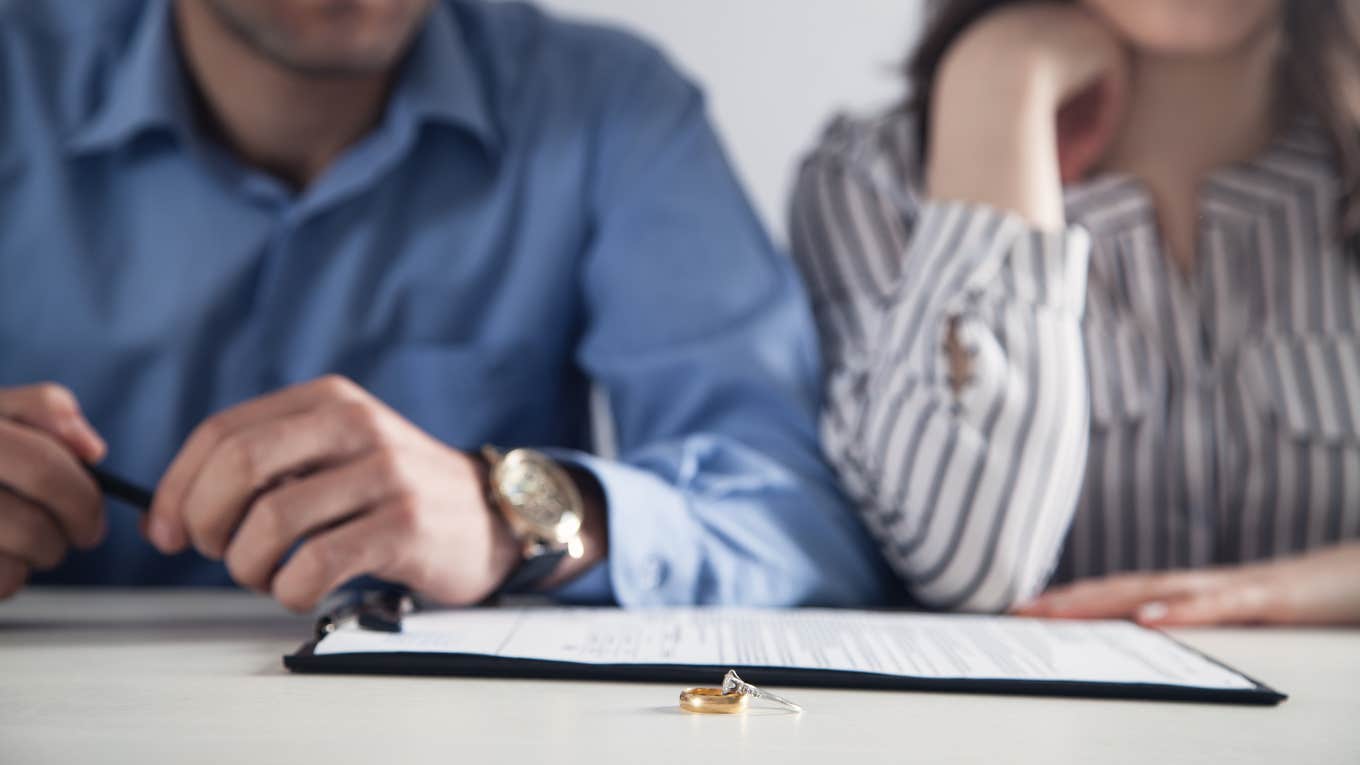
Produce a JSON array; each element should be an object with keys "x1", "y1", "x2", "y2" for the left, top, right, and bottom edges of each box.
[
  {"x1": 315, "y1": 588, "x2": 411, "y2": 639},
  {"x1": 88, "y1": 466, "x2": 153, "y2": 512}
]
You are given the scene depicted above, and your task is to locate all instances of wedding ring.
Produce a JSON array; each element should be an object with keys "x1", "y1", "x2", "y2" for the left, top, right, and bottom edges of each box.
[
  {"x1": 677, "y1": 671, "x2": 805, "y2": 715},
  {"x1": 679, "y1": 687, "x2": 749, "y2": 714}
]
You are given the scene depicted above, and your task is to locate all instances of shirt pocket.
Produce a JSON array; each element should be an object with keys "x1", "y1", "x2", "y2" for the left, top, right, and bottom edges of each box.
[
  {"x1": 357, "y1": 344, "x2": 545, "y2": 449},
  {"x1": 1238, "y1": 333, "x2": 1360, "y2": 447},
  {"x1": 1083, "y1": 320, "x2": 1152, "y2": 429}
]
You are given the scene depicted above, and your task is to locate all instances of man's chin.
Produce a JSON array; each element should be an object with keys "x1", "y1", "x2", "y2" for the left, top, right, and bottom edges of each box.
[
  {"x1": 198, "y1": 0, "x2": 423, "y2": 79},
  {"x1": 246, "y1": 39, "x2": 405, "y2": 78}
]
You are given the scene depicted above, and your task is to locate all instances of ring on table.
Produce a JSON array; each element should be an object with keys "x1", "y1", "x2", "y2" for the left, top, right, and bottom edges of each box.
[
  {"x1": 721, "y1": 670, "x2": 803, "y2": 713},
  {"x1": 678, "y1": 671, "x2": 804, "y2": 715},
  {"x1": 679, "y1": 687, "x2": 750, "y2": 714}
]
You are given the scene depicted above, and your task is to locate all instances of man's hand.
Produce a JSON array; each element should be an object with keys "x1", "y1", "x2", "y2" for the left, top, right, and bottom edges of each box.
[
  {"x1": 1014, "y1": 543, "x2": 1360, "y2": 626},
  {"x1": 147, "y1": 375, "x2": 522, "y2": 612},
  {"x1": 0, "y1": 383, "x2": 108, "y2": 598}
]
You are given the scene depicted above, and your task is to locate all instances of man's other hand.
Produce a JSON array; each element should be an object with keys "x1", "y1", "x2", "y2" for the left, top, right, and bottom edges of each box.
[
  {"x1": 148, "y1": 376, "x2": 520, "y2": 613},
  {"x1": 0, "y1": 383, "x2": 108, "y2": 598}
]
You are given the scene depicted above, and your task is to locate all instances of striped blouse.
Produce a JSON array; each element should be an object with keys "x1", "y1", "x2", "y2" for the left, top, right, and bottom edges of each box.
[{"x1": 790, "y1": 110, "x2": 1360, "y2": 612}]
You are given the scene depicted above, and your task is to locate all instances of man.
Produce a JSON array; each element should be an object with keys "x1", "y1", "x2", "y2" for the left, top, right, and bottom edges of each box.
[{"x1": 0, "y1": 0, "x2": 893, "y2": 610}]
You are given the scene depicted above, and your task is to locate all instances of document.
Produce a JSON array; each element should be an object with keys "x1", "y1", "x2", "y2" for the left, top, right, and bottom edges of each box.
[{"x1": 313, "y1": 607, "x2": 1255, "y2": 691}]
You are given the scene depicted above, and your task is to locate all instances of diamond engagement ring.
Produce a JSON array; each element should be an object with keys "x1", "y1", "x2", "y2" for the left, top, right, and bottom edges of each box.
[{"x1": 721, "y1": 670, "x2": 804, "y2": 713}]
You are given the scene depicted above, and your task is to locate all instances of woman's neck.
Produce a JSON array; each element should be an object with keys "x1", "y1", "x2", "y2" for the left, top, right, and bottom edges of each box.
[{"x1": 1101, "y1": 29, "x2": 1283, "y2": 272}]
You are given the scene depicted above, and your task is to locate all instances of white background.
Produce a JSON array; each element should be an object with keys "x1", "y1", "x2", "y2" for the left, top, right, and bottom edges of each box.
[{"x1": 528, "y1": 0, "x2": 926, "y2": 241}]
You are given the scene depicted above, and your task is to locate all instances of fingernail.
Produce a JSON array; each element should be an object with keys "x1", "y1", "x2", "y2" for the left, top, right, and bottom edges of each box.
[{"x1": 1137, "y1": 601, "x2": 1169, "y2": 623}]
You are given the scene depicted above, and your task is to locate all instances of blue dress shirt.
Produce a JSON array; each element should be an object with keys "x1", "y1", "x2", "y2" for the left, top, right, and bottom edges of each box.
[{"x1": 0, "y1": 0, "x2": 893, "y2": 605}]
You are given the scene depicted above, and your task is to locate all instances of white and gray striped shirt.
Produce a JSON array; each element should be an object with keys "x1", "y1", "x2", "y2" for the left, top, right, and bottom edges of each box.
[{"x1": 791, "y1": 111, "x2": 1360, "y2": 612}]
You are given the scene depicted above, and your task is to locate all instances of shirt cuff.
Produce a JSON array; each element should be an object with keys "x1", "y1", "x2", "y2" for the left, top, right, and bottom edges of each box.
[
  {"x1": 906, "y1": 201, "x2": 1090, "y2": 313},
  {"x1": 542, "y1": 448, "x2": 701, "y2": 606}
]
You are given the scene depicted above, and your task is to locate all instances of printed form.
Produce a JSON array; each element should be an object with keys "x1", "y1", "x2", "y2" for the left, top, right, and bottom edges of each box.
[{"x1": 315, "y1": 608, "x2": 1254, "y2": 690}]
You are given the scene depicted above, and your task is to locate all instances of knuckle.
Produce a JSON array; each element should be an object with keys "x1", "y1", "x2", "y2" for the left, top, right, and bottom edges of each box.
[
  {"x1": 1146, "y1": 572, "x2": 1177, "y2": 592},
  {"x1": 222, "y1": 433, "x2": 265, "y2": 486},
  {"x1": 386, "y1": 494, "x2": 423, "y2": 535},
  {"x1": 184, "y1": 505, "x2": 230, "y2": 559},
  {"x1": 296, "y1": 541, "x2": 338, "y2": 582},
  {"x1": 372, "y1": 449, "x2": 410, "y2": 490},
  {"x1": 340, "y1": 400, "x2": 386, "y2": 442},
  {"x1": 318, "y1": 374, "x2": 360, "y2": 400},
  {"x1": 1181, "y1": 573, "x2": 1215, "y2": 594},
  {"x1": 1243, "y1": 581, "x2": 1280, "y2": 616},
  {"x1": 192, "y1": 416, "x2": 228, "y2": 451},
  {"x1": 33, "y1": 383, "x2": 77, "y2": 416},
  {"x1": 251, "y1": 494, "x2": 289, "y2": 540},
  {"x1": 29, "y1": 460, "x2": 70, "y2": 509}
]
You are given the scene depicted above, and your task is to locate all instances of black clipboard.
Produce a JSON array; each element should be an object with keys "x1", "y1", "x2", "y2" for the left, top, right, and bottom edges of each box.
[{"x1": 283, "y1": 597, "x2": 1287, "y2": 706}]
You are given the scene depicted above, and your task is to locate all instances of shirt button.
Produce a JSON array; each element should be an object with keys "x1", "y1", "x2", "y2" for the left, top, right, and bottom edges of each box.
[{"x1": 637, "y1": 558, "x2": 668, "y2": 590}]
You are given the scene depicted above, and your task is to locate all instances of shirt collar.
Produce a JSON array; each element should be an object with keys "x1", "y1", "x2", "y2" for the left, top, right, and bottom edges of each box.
[
  {"x1": 1064, "y1": 117, "x2": 1340, "y2": 240},
  {"x1": 1202, "y1": 117, "x2": 1339, "y2": 232},
  {"x1": 66, "y1": 0, "x2": 186, "y2": 154},
  {"x1": 389, "y1": 1, "x2": 501, "y2": 157},
  {"x1": 66, "y1": 0, "x2": 501, "y2": 158}
]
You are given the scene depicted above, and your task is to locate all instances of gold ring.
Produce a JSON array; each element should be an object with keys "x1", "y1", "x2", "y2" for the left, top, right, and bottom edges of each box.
[{"x1": 679, "y1": 687, "x2": 749, "y2": 714}]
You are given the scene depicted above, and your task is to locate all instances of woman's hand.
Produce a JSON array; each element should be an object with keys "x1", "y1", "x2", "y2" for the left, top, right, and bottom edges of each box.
[
  {"x1": 1014, "y1": 543, "x2": 1360, "y2": 626},
  {"x1": 927, "y1": 2, "x2": 1130, "y2": 229}
]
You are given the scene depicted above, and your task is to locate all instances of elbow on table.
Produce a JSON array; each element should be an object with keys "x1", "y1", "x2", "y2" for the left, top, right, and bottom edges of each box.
[{"x1": 900, "y1": 544, "x2": 1053, "y2": 615}]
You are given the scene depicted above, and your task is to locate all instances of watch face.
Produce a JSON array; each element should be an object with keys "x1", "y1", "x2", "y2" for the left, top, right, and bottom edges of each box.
[{"x1": 495, "y1": 450, "x2": 583, "y2": 540}]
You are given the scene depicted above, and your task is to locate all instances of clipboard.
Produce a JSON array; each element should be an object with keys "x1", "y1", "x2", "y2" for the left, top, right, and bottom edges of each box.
[{"x1": 283, "y1": 595, "x2": 1287, "y2": 706}]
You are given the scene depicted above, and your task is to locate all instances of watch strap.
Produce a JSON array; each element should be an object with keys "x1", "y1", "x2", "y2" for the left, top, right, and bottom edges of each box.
[{"x1": 497, "y1": 548, "x2": 568, "y2": 595}]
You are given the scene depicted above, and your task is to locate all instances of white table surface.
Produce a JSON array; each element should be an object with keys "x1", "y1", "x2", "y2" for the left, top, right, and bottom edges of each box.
[{"x1": 1, "y1": 589, "x2": 1357, "y2": 764}]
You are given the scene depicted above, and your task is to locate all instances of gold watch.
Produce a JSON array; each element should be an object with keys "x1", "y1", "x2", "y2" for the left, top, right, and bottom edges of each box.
[{"x1": 482, "y1": 446, "x2": 586, "y2": 562}]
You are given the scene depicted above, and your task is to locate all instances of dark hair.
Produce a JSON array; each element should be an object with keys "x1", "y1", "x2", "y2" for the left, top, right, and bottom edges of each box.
[{"x1": 904, "y1": 0, "x2": 1360, "y2": 240}]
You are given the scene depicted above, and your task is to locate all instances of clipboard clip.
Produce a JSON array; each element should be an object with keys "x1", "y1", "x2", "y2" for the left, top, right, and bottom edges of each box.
[{"x1": 315, "y1": 588, "x2": 413, "y2": 640}]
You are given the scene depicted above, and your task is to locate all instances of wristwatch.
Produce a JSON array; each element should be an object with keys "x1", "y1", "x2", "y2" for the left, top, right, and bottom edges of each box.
[{"x1": 482, "y1": 445, "x2": 587, "y2": 593}]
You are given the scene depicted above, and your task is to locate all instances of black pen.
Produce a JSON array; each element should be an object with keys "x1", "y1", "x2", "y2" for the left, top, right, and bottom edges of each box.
[
  {"x1": 315, "y1": 588, "x2": 411, "y2": 638},
  {"x1": 88, "y1": 466, "x2": 153, "y2": 512}
]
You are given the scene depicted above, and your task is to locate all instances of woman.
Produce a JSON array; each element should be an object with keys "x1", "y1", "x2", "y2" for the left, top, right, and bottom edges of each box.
[{"x1": 792, "y1": 0, "x2": 1360, "y2": 624}]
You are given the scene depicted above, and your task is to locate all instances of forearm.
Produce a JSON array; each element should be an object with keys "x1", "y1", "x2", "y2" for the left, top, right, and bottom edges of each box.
[
  {"x1": 927, "y1": 58, "x2": 1066, "y2": 230},
  {"x1": 925, "y1": 3, "x2": 1127, "y2": 230},
  {"x1": 845, "y1": 205, "x2": 1091, "y2": 611}
]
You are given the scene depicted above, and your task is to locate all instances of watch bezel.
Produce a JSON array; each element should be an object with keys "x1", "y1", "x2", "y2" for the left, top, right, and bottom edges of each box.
[{"x1": 484, "y1": 447, "x2": 585, "y2": 556}]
